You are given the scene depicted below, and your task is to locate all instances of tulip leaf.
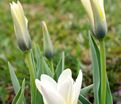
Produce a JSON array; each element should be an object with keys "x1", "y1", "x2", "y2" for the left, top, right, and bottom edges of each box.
[
  {"x1": 106, "y1": 78, "x2": 113, "y2": 104},
  {"x1": 80, "y1": 84, "x2": 93, "y2": 97},
  {"x1": 54, "y1": 52, "x2": 65, "y2": 80},
  {"x1": 36, "y1": 91, "x2": 44, "y2": 104},
  {"x1": 12, "y1": 88, "x2": 21, "y2": 104},
  {"x1": 41, "y1": 57, "x2": 53, "y2": 77},
  {"x1": 78, "y1": 100, "x2": 82, "y2": 104},
  {"x1": 12, "y1": 79, "x2": 25, "y2": 104},
  {"x1": 78, "y1": 94, "x2": 92, "y2": 104},
  {"x1": 8, "y1": 62, "x2": 20, "y2": 94},
  {"x1": 32, "y1": 44, "x2": 42, "y2": 78},
  {"x1": 89, "y1": 33, "x2": 100, "y2": 104},
  {"x1": 30, "y1": 44, "x2": 44, "y2": 104},
  {"x1": 89, "y1": 33, "x2": 113, "y2": 104}
]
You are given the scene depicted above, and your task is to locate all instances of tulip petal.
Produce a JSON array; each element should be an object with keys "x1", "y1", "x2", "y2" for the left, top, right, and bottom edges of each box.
[
  {"x1": 81, "y1": 0, "x2": 94, "y2": 28},
  {"x1": 90, "y1": 0, "x2": 107, "y2": 38},
  {"x1": 58, "y1": 68, "x2": 72, "y2": 85},
  {"x1": 91, "y1": 0, "x2": 105, "y2": 21},
  {"x1": 10, "y1": 1, "x2": 31, "y2": 51},
  {"x1": 41, "y1": 74, "x2": 57, "y2": 90},
  {"x1": 72, "y1": 70, "x2": 83, "y2": 104},
  {"x1": 57, "y1": 77, "x2": 73, "y2": 103},
  {"x1": 35, "y1": 79, "x2": 43, "y2": 94},
  {"x1": 35, "y1": 79, "x2": 65, "y2": 104}
]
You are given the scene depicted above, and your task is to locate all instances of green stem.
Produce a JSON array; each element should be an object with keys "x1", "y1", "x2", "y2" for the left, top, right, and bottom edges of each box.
[
  {"x1": 50, "y1": 59, "x2": 54, "y2": 74},
  {"x1": 25, "y1": 51, "x2": 36, "y2": 104},
  {"x1": 99, "y1": 39, "x2": 106, "y2": 104}
]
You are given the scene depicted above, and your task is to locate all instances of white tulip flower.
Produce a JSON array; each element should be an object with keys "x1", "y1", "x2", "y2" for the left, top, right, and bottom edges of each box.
[
  {"x1": 35, "y1": 69, "x2": 83, "y2": 104},
  {"x1": 81, "y1": 0, "x2": 107, "y2": 39},
  {"x1": 10, "y1": 1, "x2": 32, "y2": 51}
]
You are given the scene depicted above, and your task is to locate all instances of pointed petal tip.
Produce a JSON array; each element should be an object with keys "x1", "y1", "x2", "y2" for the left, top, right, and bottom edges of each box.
[
  {"x1": 64, "y1": 68, "x2": 72, "y2": 73},
  {"x1": 41, "y1": 21, "x2": 47, "y2": 30},
  {"x1": 40, "y1": 74, "x2": 48, "y2": 80},
  {"x1": 35, "y1": 79, "x2": 40, "y2": 85},
  {"x1": 79, "y1": 69, "x2": 83, "y2": 76},
  {"x1": 41, "y1": 21, "x2": 46, "y2": 25}
]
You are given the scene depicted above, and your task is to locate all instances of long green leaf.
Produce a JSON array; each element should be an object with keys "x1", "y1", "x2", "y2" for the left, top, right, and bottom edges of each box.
[
  {"x1": 80, "y1": 84, "x2": 93, "y2": 97},
  {"x1": 54, "y1": 52, "x2": 65, "y2": 80},
  {"x1": 8, "y1": 62, "x2": 20, "y2": 94},
  {"x1": 12, "y1": 79, "x2": 25, "y2": 104},
  {"x1": 32, "y1": 44, "x2": 44, "y2": 104},
  {"x1": 89, "y1": 33, "x2": 113, "y2": 104},
  {"x1": 79, "y1": 94, "x2": 92, "y2": 104},
  {"x1": 16, "y1": 79, "x2": 25, "y2": 104},
  {"x1": 12, "y1": 88, "x2": 21, "y2": 104},
  {"x1": 41, "y1": 57, "x2": 53, "y2": 77},
  {"x1": 78, "y1": 100, "x2": 82, "y2": 104},
  {"x1": 33, "y1": 44, "x2": 42, "y2": 78},
  {"x1": 89, "y1": 33, "x2": 100, "y2": 104},
  {"x1": 106, "y1": 78, "x2": 113, "y2": 104}
]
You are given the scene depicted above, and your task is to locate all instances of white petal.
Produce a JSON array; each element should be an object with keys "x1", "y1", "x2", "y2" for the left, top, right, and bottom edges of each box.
[
  {"x1": 72, "y1": 70, "x2": 83, "y2": 104},
  {"x1": 91, "y1": 0, "x2": 106, "y2": 21},
  {"x1": 41, "y1": 74, "x2": 57, "y2": 90},
  {"x1": 35, "y1": 79, "x2": 48, "y2": 104},
  {"x1": 81, "y1": 0, "x2": 94, "y2": 28},
  {"x1": 98, "y1": 0, "x2": 104, "y2": 9},
  {"x1": 58, "y1": 68, "x2": 72, "y2": 85},
  {"x1": 35, "y1": 79, "x2": 43, "y2": 93},
  {"x1": 57, "y1": 77, "x2": 73, "y2": 103},
  {"x1": 36, "y1": 79, "x2": 65, "y2": 104}
]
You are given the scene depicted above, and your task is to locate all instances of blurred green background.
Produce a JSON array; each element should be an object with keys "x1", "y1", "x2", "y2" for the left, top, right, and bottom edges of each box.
[{"x1": 0, "y1": 0, "x2": 121, "y2": 103}]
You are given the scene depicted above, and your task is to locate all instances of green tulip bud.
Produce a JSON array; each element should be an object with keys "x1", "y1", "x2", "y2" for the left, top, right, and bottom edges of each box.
[{"x1": 41, "y1": 21, "x2": 54, "y2": 59}]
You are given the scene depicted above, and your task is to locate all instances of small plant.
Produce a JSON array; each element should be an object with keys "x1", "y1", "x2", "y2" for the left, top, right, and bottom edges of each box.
[{"x1": 8, "y1": 1, "x2": 112, "y2": 104}]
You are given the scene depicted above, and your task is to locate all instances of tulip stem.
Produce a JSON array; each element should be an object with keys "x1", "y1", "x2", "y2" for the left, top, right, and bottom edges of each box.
[
  {"x1": 50, "y1": 59, "x2": 54, "y2": 74},
  {"x1": 99, "y1": 39, "x2": 106, "y2": 104},
  {"x1": 25, "y1": 51, "x2": 36, "y2": 104}
]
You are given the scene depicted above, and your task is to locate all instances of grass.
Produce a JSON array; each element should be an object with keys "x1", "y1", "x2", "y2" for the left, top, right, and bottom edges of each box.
[{"x1": 0, "y1": 0, "x2": 121, "y2": 103}]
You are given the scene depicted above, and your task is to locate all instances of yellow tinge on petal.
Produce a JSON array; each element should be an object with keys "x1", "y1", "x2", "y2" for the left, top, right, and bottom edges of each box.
[
  {"x1": 92, "y1": 0, "x2": 105, "y2": 21},
  {"x1": 81, "y1": 0, "x2": 107, "y2": 39},
  {"x1": 90, "y1": 0, "x2": 107, "y2": 39}
]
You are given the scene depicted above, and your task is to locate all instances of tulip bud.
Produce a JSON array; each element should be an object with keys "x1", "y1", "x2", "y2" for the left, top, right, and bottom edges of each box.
[
  {"x1": 10, "y1": 1, "x2": 32, "y2": 51},
  {"x1": 41, "y1": 21, "x2": 54, "y2": 59},
  {"x1": 81, "y1": 0, "x2": 107, "y2": 39}
]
